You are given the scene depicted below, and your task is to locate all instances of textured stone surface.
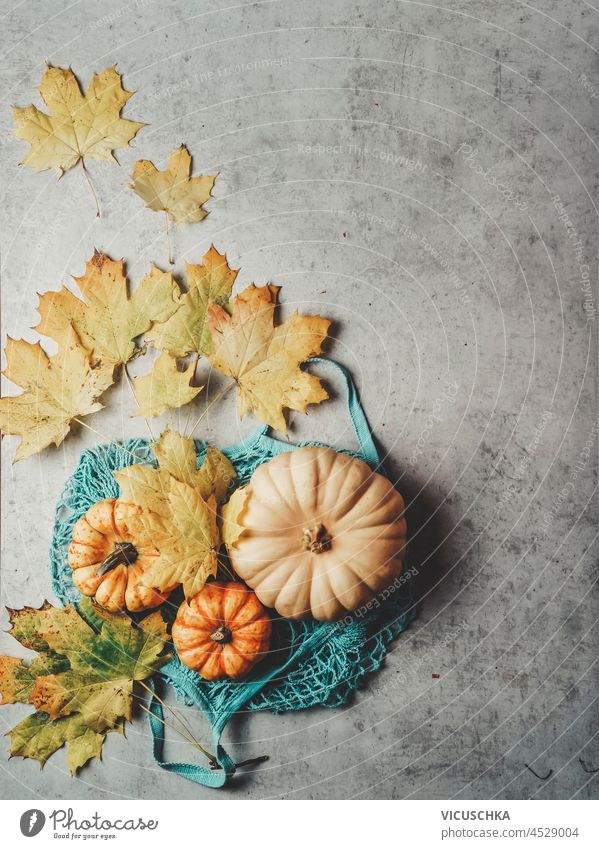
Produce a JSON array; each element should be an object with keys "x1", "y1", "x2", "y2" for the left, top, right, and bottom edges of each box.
[{"x1": 0, "y1": 0, "x2": 597, "y2": 800}]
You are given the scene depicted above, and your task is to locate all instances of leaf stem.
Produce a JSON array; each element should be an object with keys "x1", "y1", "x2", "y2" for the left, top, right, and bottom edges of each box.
[
  {"x1": 137, "y1": 700, "x2": 216, "y2": 764},
  {"x1": 186, "y1": 381, "x2": 235, "y2": 439},
  {"x1": 124, "y1": 363, "x2": 155, "y2": 441},
  {"x1": 80, "y1": 159, "x2": 101, "y2": 217},
  {"x1": 138, "y1": 695, "x2": 267, "y2": 772},
  {"x1": 181, "y1": 354, "x2": 200, "y2": 435},
  {"x1": 165, "y1": 212, "x2": 173, "y2": 265},
  {"x1": 73, "y1": 417, "x2": 148, "y2": 464},
  {"x1": 217, "y1": 559, "x2": 236, "y2": 581},
  {"x1": 138, "y1": 680, "x2": 215, "y2": 763}
]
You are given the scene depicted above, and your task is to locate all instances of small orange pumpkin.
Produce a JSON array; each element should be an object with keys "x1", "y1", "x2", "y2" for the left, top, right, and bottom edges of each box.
[
  {"x1": 68, "y1": 498, "x2": 172, "y2": 612},
  {"x1": 172, "y1": 582, "x2": 272, "y2": 680}
]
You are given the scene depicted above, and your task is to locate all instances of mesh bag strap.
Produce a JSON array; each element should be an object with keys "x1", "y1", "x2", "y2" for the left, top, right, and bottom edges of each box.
[
  {"x1": 228, "y1": 357, "x2": 380, "y2": 468},
  {"x1": 308, "y1": 357, "x2": 380, "y2": 467},
  {"x1": 148, "y1": 626, "x2": 334, "y2": 786}
]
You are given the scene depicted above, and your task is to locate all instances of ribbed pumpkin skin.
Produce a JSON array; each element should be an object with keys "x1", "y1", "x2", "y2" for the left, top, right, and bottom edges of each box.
[
  {"x1": 172, "y1": 582, "x2": 272, "y2": 680},
  {"x1": 226, "y1": 446, "x2": 407, "y2": 621},
  {"x1": 68, "y1": 498, "x2": 172, "y2": 612}
]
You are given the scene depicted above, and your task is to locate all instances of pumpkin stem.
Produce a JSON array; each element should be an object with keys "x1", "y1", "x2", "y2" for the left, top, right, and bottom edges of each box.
[
  {"x1": 96, "y1": 541, "x2": 138, "y2": 576},
  {"x1": 302, "y1": 523, "x2": 332, "y2": 553},
  {"x1": 210, "y1": 625, "x2": 233, "y2": 644}
]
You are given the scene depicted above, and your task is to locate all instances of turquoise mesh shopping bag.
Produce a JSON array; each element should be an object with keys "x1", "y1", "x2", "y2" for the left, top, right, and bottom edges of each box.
[{"x1": 50, "y1": 359, "x2": 417, "y2": 788}]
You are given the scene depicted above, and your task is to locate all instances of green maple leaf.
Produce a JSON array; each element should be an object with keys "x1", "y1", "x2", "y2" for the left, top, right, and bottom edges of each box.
[
  {"x1": 6, "y1": 600, "x2": 93, "y2": 654},
  {"x1": 0, "y1": 599, "x2": 168, "y2": 773},
  {"x1": 8, "y1": 711, "x2": 112, "y2": 773},
  {"x1": 29, "y1": 604, "x2": 168, "y2": 731}
]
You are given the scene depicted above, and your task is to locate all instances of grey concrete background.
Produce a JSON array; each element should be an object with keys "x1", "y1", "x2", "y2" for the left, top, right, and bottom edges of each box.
[{"x1": 0, "y1": 0, "x2": 597, "y2": 800}]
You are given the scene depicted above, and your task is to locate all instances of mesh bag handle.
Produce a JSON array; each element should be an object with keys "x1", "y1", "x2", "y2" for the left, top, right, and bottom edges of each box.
[{"x1": 226, "y1": 357, "x2": 380, "y2": 469}]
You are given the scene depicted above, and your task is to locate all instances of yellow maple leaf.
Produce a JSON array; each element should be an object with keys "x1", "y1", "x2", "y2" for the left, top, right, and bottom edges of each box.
[
  {"x1": 117, "y1": 428, "x2": 234, "y2": 507},
  {"x1": 146, "y1": 245, "x2": 237, "y2": 357},
  {"x1": 152, "y1": 427, "x2": 235, "y2": 502},
  {"x1": 133, "y1": 352, "x2": 202, "y2": 418},
  {"x1": 114, "y1": 464, "x2": 171, "y2": 519},
  {"x1": 140, "y1": 481, "x2": 220, "y2": 598},
  {"x1": 207, "y1": 284, "x2": 331, "y2": 432},
  {"x1": 193, "y1": 445, "x2": 236, "y2": 503},
  {"x1": 114, "y1": 428, "x2": 234, "y2": 597},
  {"x1": 151, "y1": 427, "x2": 198, "y2": 485},
  {"x1": 13, "y1": 64, "x2": 144, "y2": 174},
  {"x1": 115, "y1": 466, "x2": 218, "y2": 598},
  {"x1": 0, "y1": 326, "x2": 114, "y2": 461},
  {"x1": 35, "y1": 250, "x2": 180, "y2": 369},
  {"x1": 221, "y1": 486, "x2": 250, "y2": 549},
  {"x1": 130, "y1": 145, "x2": 215, "y2": 224}
]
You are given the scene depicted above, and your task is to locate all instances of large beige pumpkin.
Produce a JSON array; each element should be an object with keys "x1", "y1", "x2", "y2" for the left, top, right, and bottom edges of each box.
[{"x1": 223, "y1": 446, "x2": 407, "y2": 621}]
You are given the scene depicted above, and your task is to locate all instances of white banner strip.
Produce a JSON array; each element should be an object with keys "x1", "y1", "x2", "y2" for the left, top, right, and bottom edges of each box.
[{"x1": 1, "y1": 799, "x2": 597, "y2": 848}]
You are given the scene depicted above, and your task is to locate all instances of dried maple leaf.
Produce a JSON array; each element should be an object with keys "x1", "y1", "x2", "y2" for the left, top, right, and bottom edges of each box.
[
  {"x1": 114, "y1": 464, "x2": 172, "y2": 519},
  {"x1": 0, "y1": 654, "x2": 68, "y2": 706},
  {"x1": 13, "y1": 64, "x2": 144, "y2": 175},
  {"x1": 8, "y1": 711, "x2": 112, "y2": 774},
  {"x1": 152, "y1": 427, "x2": 235, "y2": 502},
  {"x1": 146, "y1": 245, "x2": 237, "y2": 357},
  {"x1": 29, "y1": 612, "x2": 167, "y2": 731},
  {"x1": 141, "y1": 480, "x2": 220, "y2": 598},
  {"x1": 130, "y1": 145, "x2": 215, "y2": 224},
  {"x1": 207, "y1": 284, "x2": 331, "y2": 432},
  {"x1": 115, "y1": 468, "x2": 220, "y2": 599},
  {"x1": 0, "y1": 325, "x2": 114, "y2": 462},
  {"x1": 152, "y1": 427, "x2": 198, "y2": 485},
  {"x1": 4, "y1": 600, "x2": 91, "y2": 654},
  {"x1": 221, "y1": 486, "x2": 251, "y2": 549},
  {"x1": 0, "y1": 599, "x2": 168, "y2": 773},
  {"x1": 133, "y1": 352, "x2": 203, "y2": 418},
  {"x1": 192, "y1": 444, "x2": 236, "y2": 504},
  {"x1": 114, "y1": 428, "x2": 234, "y2": 597},
  {"x1": 35, "y1": 250, "x2": 180, "y2": 369}
]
